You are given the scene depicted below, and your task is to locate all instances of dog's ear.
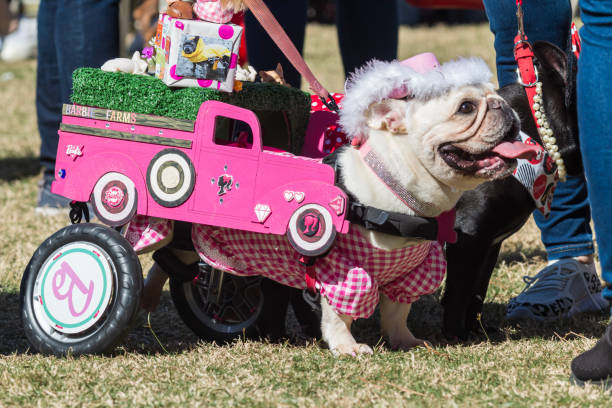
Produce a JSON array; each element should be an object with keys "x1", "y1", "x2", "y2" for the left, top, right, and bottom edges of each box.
[
  {"x1": 275, "y1": 63, "x2": 284, "y2": 77},
  {"x1": 366, "y1": 99, "x2": 408, "y2": 134},
  {"x1": 533, "y1": 41, "x2": 567, "y2": 83}
]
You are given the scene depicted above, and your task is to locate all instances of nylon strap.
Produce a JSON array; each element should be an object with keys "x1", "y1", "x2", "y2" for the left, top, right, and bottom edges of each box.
[
  {"x1": 513, "y1": 0, "x2": 540, "y2": 130},
  {"x1": 299, "y1": 256, "x2": 318, "y2": 294},
  {"x1": 571, "y1": 22, "x2": 581, "y2": 59},
  {"x1": 514, "y1": 33, "x2": 540, "y2": 132},
  {"x1": 242, "y1": 0, "x2": 330, "y2": 100},
  {"x1": 516, "y1": 0, "x2": 525, "y2": 41},
  {"x1": 305, "y1": 266, "x2": 317, "y2": 294}
]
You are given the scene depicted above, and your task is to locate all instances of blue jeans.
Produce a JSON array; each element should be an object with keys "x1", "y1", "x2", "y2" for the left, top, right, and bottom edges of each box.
[
  {"x1": 245, "y1": 0, "x2": 398, "y2": 87},
  {"x1": 578, "y1": 0, "x2": 612, "y2": 306},
  {"x1": 335, "y1": 0, "x2": 398, "y2": 77},
  {"x1": 483, "y1": 0, "x2": 594, "y2": 261},
  {"x1": 37, "y1": 0, "x2": 119, "y2": 175}
]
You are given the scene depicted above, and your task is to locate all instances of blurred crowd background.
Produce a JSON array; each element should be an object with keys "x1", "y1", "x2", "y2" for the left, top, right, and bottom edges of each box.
[{"x1": 0, "y1": 0, "x2": 489, "y2": 63}]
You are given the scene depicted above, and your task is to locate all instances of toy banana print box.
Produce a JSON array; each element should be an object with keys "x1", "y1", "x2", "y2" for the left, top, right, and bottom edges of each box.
[{"x1": 154, "y1": 13, "x2": 243, "y2": 92}]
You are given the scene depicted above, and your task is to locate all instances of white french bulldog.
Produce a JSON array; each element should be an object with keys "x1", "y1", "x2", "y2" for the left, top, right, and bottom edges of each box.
[{"x1": 321, "y1": 55, "x2": 536, "y2": 356}]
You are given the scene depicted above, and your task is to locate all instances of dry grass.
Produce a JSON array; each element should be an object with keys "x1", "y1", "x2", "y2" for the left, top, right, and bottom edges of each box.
[{"x1": 0, "y1": 23, "x2": 610, "y2": 407}]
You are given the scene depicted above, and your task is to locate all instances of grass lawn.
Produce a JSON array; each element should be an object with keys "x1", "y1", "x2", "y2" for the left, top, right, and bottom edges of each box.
[{"x1": 1, "y1": 22, "x2": 610, "y2": 407}]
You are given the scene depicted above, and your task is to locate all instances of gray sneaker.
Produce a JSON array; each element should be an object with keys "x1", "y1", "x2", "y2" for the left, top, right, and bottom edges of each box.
[
  {"x1": 35, "y1": 173, "x2": 72, "y2": 216},
  {"x1": 506, "y1": 258, "x2": 609, "y2": 321}
]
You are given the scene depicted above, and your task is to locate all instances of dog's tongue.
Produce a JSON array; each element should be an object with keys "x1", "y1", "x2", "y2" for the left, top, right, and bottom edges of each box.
[{"x1": 492, "y1": 141, "x2": 540, "y2": 160}]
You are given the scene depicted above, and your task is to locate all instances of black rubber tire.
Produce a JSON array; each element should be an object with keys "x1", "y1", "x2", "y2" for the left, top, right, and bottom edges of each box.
[
  {"x1": 169, "y1": 263, "x2": 264, "y2": 343},
  {"x1": 20, "y1": 223, "x2": 142, "y2": 356}
]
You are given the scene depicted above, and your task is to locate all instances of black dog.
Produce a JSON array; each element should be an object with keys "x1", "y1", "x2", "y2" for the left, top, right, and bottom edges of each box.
[{"x1": 441, "y1": 41, "x2": 582, "y2": 340}]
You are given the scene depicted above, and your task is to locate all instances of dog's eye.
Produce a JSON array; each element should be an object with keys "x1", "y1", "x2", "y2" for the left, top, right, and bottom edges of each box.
[{"x1": 458, "y1": 101, "x2": 476, "y2": 114}]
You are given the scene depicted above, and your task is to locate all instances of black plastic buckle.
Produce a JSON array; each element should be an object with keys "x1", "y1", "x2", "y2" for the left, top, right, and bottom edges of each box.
[
  {"x1": 69, "y1": 201, "x2": 90, "y2": 224},
  {"x1": 320, "y1": 93, "x2": 339, "y2": 113},
  {"x1": 363, "y1": 207, "x2": 390, "y2": 227}
]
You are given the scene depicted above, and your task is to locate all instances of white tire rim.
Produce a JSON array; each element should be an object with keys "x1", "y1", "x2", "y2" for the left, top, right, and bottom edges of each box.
[
  {"x1": 288, "y1": 203, "x2": 334, "y2": 253},
  {"x1": 32, "y1": 242, "x2": 115, "y2": 335},
  {"x1": 92, "y1": 172, "x2": 137, "y2": 225}
]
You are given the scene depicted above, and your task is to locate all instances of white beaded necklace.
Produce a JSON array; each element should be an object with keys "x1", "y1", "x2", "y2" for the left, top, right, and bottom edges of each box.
[{"x1": 532, "y1": 81, "x2": 567, "y2": 181}]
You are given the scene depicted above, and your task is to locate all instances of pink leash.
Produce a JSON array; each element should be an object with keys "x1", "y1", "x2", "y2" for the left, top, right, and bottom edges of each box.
[
  {"x1": 241, "y1": 0, "x2": 340, "y2": 298},
  {"x1": 242, "y1": 0, "x2": 339, "y2": 112}
]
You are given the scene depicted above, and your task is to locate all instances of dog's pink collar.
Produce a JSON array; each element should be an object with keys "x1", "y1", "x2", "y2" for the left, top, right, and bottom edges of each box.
[
  {"x1": 358, "y1": 141, "x2": 457, "y2": 244},
  {"x1": 359, "y1": 141, "x2": 429, "y2": 216}
]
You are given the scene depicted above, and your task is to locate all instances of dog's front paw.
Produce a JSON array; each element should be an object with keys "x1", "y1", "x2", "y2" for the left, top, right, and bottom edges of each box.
[{"x1": 331, "y1": 343, "x2": 373, "y2": 357}]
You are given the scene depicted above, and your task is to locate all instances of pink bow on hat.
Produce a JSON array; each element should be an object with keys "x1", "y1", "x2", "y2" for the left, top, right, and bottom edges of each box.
[
  {"x1": 388, "y1": 52, "x2": 440, "y2": 99},
  {"x1": 351, "y1": 53, "x2": 440, "y2": 147}
]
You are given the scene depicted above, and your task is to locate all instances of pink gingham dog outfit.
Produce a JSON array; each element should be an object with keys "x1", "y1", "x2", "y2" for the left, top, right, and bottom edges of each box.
[
  {"x1": 125, "y1": 216, "x2": 173, "y2": 253},
  {"x1": 126, "y1": 215, "x2": 446, "y2": 319}
]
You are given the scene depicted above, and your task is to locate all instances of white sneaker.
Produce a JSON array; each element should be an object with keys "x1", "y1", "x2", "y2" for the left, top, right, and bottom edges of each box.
[
  {"x1": 506, "y1": 258, "x2": 609, "y2": 321},
  {"x1": 1, "y1": 17, "x2": 37, "y2": 62}
]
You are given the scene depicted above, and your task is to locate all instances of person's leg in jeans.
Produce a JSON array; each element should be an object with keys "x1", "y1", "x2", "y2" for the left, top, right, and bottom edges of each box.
[
  {"x1": 245, "y1": 0, "x2": 399, "y2": 87},
  {"x1": 483, "y1": 0, "x2": 602, "y2": 319},
  {"x1": 570, "y1": 0, "x2": 612, "y2": 385},
  {"x1": 37, "y1": 0, "x2": 62, "y2": 181},
  {"x1": 336, "y1": 0, "x2": 398, "y2": 76},
  {"x1": 37, "y1": 0, "x2": 119, "y2": 212}
]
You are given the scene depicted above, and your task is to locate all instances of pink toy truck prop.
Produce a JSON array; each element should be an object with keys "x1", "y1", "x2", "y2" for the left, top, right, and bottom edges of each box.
[{"x1": 53, "y1": 101, "x2": 349, "y2": 256}]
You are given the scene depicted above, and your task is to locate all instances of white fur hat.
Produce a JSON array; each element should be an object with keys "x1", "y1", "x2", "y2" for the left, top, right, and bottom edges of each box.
[{"x1": 339, "y1": 54, "x2": 493, "y2": 139}]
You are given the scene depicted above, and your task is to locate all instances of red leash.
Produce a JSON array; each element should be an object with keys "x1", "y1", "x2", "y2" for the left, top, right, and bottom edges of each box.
[
  {"x1": 513, "y1": 0, "x2": 571, "y2": 181},
  {"x1": 571, "y1": 22, "x2": 582, "y2": 60},
  {"x1": 513, "y1": 0, "x2": 539, "y2": 131}
]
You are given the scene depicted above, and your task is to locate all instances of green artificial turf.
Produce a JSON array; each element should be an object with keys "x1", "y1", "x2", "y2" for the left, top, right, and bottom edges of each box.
[{"x1": 70, "y1": 68, "x2": 312, "y2": 152}]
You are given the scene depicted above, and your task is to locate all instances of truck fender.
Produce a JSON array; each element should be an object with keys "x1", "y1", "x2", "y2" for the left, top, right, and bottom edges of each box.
[
  {"x1": 254, "y1": 181, "x2": 348, "y2": 235},
  {"x1": 62, "y1": 152, "x2": 148, "y2": 215}
]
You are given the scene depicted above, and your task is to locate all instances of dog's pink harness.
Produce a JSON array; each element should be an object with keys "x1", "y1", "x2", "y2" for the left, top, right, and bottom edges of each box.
[{"x1": 126, "y1": 215, "x2": 446, "y2": 319}]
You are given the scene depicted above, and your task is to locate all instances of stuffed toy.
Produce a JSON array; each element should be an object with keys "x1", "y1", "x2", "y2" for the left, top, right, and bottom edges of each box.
[{"x1": 101, "y1": 51, "x2": 149, "y2": 75}]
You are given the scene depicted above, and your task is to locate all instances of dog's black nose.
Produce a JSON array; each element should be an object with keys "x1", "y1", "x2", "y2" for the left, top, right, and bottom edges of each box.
[{"x1": 487, "y1": 97, "x2": 502, "y2": 110}]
